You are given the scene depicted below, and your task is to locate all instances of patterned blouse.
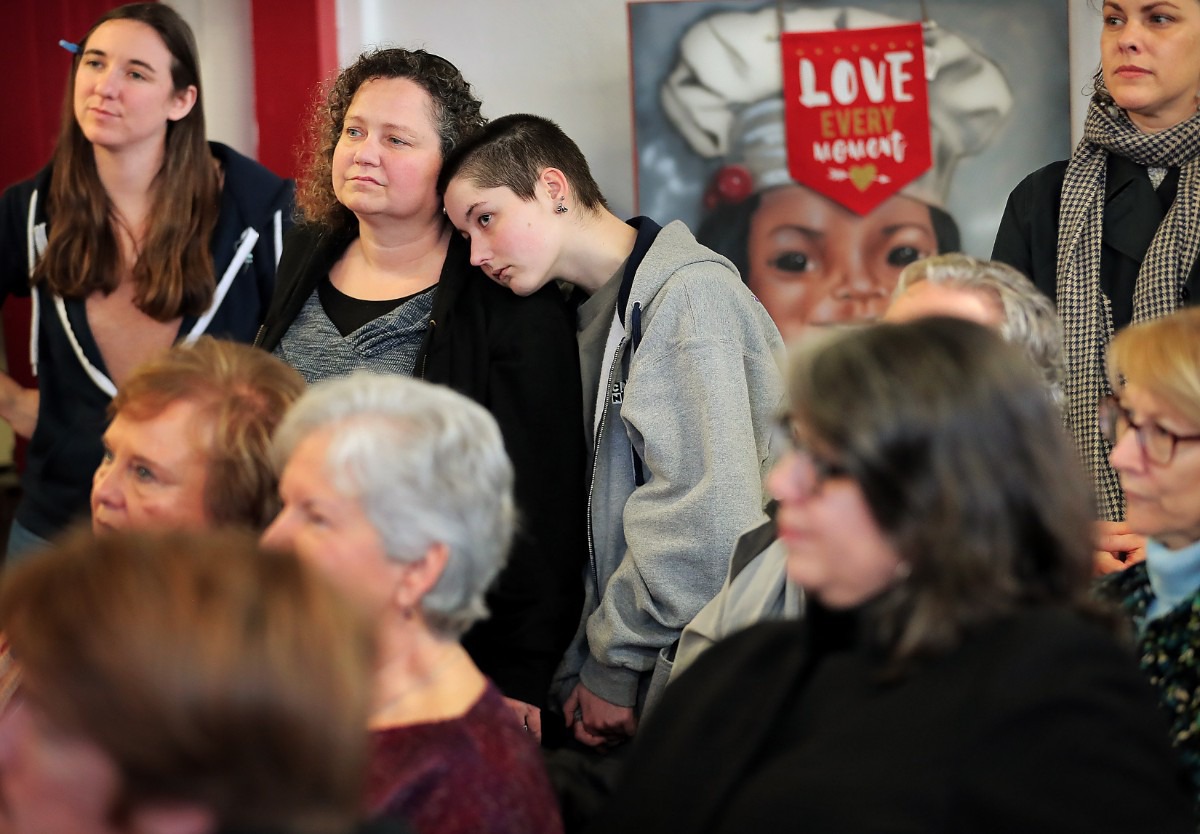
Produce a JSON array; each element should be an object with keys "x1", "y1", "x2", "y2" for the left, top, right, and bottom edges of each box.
[{"x1": 1097, "y1": 563, "x2": 1200, "y2": 818}]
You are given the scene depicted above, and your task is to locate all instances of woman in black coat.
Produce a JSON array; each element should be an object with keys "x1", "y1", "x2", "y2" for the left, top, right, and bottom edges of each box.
[
  {"x1": 992, "y1": 1, "x2": 1200, "y2": 523},
  {"x1": 592, "y1": 318, "x2": 1194, "y2": 834}
]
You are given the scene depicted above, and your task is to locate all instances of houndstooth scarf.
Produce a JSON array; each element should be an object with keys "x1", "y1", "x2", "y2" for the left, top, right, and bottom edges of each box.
[{"x1": 1057, "y1": 92, "x2": 1200, "y2": 521}]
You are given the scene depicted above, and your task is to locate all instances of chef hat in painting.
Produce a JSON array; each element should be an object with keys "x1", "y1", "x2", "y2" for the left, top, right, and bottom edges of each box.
[{"x1": 661, "y1": 4, "x2": 1013, "y2": 208}]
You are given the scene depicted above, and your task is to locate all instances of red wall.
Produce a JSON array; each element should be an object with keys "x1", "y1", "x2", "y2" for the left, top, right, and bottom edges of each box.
[
  {"x1": 3, "y1": 1, "x2": 125, "y2": 188},
  {"x1": 2, "y1": 0, "x2": 129, "y2": 468},
  {"x1": 252, "y1": 0, "x2": 338, "y2": 179},
  {"x1": 0, "y1": 0, "x2": 332, "y2": 469}
]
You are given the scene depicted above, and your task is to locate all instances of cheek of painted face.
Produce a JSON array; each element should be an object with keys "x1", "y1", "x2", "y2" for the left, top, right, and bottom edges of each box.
[
  {"x1": 746, "y1": 187, "x2": 937, "y2": 343},
  {"x1": 0, "y1": 698, "x2": 122, "y2": 834}
]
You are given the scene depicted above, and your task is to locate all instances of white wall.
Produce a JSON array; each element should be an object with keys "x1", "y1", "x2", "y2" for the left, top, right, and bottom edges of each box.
[
  {"x1": 1070, "y1": 1, "x2": 1103, "y2": 145},
  {"x1": 173, "y1": 0, "x2": 258, "y2": 159},
  {"x1": 339, "y1": 0, "x2": 639, "y2": 214},
  {"x1": 338, "y1": 0, "x2": 1103, "y2": 221},
  {"x1": 184, "y1": 0, "x2": 1105, "y2": 221}
]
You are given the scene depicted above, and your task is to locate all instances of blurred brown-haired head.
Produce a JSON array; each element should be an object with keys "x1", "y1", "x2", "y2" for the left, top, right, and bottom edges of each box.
[
  {"x1": 784, "y1": 318, "x2": 1101, "y2": 668},
  {"x1": 0, "y1": 527, "x2": 375, "y2": 834}
]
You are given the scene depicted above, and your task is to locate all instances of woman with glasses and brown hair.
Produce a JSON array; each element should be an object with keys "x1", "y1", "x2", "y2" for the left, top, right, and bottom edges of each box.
[
  {"x1": 1096, "y1": 305, "x2": 1200, "y2": 815},
  {"x1": 592, "y1": 317, "x2": 1193, "y2": 834}
]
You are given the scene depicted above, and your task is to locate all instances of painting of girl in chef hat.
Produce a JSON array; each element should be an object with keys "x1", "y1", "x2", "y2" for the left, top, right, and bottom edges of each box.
[{"x1": 635, "y1": 3, "x2": 1039, "y2": 344}]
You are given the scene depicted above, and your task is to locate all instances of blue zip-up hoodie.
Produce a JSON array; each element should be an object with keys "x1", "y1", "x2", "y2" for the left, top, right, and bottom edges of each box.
[{"x1": 0, "y1": 142, "x2": 294, "y2": 539}]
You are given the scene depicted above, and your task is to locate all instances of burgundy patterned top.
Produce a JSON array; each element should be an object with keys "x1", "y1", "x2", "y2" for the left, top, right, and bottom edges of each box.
[{"x1": 366, "y1": 681, "x2": 563, "y2": 834}]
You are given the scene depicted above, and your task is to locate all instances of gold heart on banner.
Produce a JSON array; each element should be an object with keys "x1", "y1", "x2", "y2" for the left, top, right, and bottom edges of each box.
[{"x1": 849, "y1": 164, "x2": 877, "y2": 192}]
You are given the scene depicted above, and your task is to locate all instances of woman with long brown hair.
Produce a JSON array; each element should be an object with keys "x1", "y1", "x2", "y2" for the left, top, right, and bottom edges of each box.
[{"x1": 0, "y1": 3, "x2": 293, "y2": 561}]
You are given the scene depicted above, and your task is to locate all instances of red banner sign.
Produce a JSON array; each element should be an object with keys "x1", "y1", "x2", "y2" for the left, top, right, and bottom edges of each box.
[{"x1": 780, "y1": 23, "x2": 931, "y2": 215}]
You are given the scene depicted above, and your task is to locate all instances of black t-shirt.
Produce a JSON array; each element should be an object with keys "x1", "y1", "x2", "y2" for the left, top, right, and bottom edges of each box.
[{"x1": 318, "y1": 278, "x2": 435, "y2": 336}]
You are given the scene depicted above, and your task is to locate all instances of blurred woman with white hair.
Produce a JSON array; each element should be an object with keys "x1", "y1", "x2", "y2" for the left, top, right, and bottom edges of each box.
[
  {"x1": 887, "y1": 254, "x2": 1065, "y2": 406},
  {"x1": 262, "y1": 372, "x2": 561, "y2": 834}
]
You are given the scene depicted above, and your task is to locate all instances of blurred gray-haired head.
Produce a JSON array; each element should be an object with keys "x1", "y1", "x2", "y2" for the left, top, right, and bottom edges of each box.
[
  {"x1": 894, "y1": 254, "x2": 1064, "y2": 406},
  {"x1": 272, "y1": 372, "x2": 515, "y2": 637}
]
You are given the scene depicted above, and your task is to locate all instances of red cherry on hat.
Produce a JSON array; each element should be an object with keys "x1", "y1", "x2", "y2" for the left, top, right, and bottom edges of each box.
[{"x1": 703, "y1": 164, "x2": 754, "y2": 209}]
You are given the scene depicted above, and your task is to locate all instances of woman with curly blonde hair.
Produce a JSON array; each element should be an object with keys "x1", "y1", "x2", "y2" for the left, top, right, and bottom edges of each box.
[{"x1": 256, "y1": 49, "x2": 587, "y2": 736}]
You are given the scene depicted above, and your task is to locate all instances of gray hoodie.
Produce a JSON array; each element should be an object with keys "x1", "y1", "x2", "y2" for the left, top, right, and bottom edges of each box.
[{"x1": 553, "y1": 220, "x2": 785, "y2": 714}]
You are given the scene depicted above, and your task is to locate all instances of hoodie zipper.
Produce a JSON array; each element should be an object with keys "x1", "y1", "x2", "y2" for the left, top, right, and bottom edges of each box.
[{"x1": 586, "y1": 336, "x2": 626, "y2": 592}]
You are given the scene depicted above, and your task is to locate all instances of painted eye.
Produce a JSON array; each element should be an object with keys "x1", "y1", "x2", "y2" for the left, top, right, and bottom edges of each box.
[
  {"x1": 769, "y1": 251, "x2": 812, "y2": 273},
  {"x1": 886, "y1": 245, "x2": 923, "y2": 268},
  {"x1": 478, "y1": 213, "x2": 492, "y2": 227}
]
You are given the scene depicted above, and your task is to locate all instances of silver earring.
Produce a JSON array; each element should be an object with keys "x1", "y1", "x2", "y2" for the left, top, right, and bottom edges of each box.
[{"x1": 555, "y1": 202, "x2": 568, "y2": 214}]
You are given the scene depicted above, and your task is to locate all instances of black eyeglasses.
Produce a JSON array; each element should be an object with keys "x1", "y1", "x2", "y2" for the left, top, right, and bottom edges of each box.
[
  {"x1": 774, "y1": 415, "x2": 851, "y2": 495},
  {"x1": 1098, "y1": 395, "x2": 1200, "y2": 465}
]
